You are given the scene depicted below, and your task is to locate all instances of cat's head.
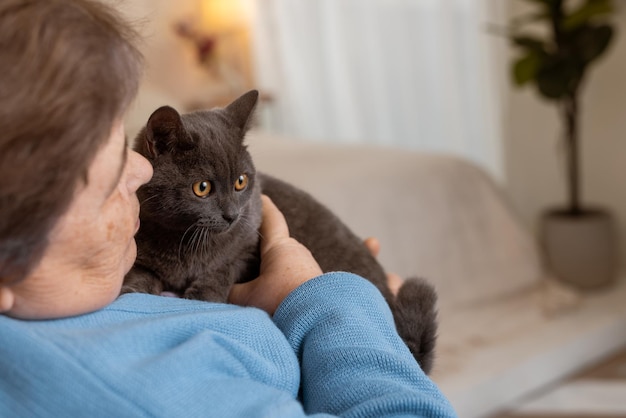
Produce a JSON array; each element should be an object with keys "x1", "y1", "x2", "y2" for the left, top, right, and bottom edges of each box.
[{"x1": 134, "y1": 90, "x2": 261, "y2": 234}]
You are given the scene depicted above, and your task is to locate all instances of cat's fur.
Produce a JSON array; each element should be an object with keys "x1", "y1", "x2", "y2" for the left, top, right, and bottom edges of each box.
[{"x1": 122, "y1": 90, "x2": 438, "y2": 374}]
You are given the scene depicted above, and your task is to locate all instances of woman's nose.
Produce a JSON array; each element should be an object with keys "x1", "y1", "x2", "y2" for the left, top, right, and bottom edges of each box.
[{"x1": 127, "y1": 150, "x2": 153, "y2": 193}]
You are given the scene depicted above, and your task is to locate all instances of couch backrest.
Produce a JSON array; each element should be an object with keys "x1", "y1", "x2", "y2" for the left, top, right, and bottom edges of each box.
[{"x1": 250, "y1": 132, "x2": 544, "y2": 311}]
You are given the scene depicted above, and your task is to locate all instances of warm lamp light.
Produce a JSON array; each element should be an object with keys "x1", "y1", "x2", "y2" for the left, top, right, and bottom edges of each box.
[
  {"x1": 200, "y1": 0, "x2": 252, "y2": 33},
  {"x1": 174, "y1": 0, "x2": 257, "y2": 108}
]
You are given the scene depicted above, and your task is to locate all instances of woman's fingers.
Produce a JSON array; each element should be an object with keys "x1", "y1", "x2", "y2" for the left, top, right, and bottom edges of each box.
[
  {"x1": 364, "y1": 237, "x2": 380, "y2": 258},
  {"x1": 386, "y1": 272, "x2": 404, "y2": 297},
  {"x1": 363, "y1": 236, "x2": 403, "y2": 297},
  {"x1": 259, "y1": 195, "x2": 290, "y2": 252},
  {"x1": 228, "y1": 195, "x2": 322, "y2": 314}
]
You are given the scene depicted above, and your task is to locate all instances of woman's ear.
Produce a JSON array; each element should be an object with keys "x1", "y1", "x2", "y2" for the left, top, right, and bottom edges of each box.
[{"x1": 0, "y1": 286, "x2": 15, "y2": 313}]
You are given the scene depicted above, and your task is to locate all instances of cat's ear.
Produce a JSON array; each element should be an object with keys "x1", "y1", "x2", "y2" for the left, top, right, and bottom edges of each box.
[
  {"x1": 224, "y1": 90, "x2": 259, "y2": 133},
  {"x1": 143, "y1": 106, "x2": 193, "y2": 158}
]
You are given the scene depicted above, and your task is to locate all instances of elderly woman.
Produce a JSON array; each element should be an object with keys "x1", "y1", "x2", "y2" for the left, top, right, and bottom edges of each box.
[{"x1": 0, "y1": 1, "x2": 456, "y2": 417}]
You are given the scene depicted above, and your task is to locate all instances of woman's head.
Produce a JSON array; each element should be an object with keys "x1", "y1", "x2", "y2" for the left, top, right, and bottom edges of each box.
[
  {"x1": 0, "y1": 0, "x2": 153, "y2": 318},
  {"x1": 0, "y1": 0, "x2": 142, "y2": 283}
]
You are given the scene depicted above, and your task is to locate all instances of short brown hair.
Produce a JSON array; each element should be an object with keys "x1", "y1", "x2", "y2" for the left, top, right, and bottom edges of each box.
[{"x1": 0, "y1": 0, "x2": 143, "y2": 283}]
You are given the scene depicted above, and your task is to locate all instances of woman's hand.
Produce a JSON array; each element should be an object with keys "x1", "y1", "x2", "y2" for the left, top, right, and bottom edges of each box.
[
  {"x1": 363, "y1": 237, "x2": 404, "y2": 297},
  {"x1": 228, "y1": 195, "x2": 322, "y2": 315}
]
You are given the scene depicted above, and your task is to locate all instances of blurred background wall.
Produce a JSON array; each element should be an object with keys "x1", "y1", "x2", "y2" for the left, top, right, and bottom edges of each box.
[{"x1": 110, "y1": 0, "x2": 626, "y2": 264}]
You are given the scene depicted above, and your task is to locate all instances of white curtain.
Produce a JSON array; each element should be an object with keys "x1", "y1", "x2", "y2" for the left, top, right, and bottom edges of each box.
[{"x1": 251, "y1": 0, "x2": 505, "y2": 180}]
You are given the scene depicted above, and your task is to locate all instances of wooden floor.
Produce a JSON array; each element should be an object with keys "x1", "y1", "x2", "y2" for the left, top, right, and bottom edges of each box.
[{"x1": 493, "y1": 347, "x2": 626, "y2": 418}]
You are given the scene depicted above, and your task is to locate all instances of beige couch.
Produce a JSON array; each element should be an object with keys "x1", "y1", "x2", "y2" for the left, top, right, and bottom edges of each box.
[
  {"x1": 247, "y1": 132, "x2": 626, "y2": 418},
  {"x1": 127, "y1": 95, "x2": 626, "y2": 418}
]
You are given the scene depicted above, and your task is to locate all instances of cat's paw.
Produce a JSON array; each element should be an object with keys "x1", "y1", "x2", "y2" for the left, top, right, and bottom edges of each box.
[
  {"x1": 121, "y1": 268, "x2": 164, "y2": 296},
  {"x1": 119, "y1": 282, "x2": 162, "y2": 296},
  {"x1": 119, "y1": 284, "x2": 135, "y2": 295},
  {"x1": 183, "y1": 286, "x2": 227, "y2": 303}
]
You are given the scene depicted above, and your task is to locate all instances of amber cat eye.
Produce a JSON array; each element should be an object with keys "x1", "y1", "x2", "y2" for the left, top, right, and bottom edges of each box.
[
  {"x1": 235, "y1": 174, "x2": 248, "y2": 191},
  {"x1": 192, "y1": 181, "x2": 212, "y2": 197}
]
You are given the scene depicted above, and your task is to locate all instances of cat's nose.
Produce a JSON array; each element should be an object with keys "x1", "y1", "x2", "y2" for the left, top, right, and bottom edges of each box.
[{"x1": 222, "y1": 211, "x2": 240, "y2": 224}]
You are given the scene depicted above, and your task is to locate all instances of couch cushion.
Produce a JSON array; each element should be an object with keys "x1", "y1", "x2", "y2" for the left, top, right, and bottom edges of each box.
[
  {"x1": 433, "y1": 277, "x2": 626, "y2": 417},
  {"x1": 248, "y1": 131, "x2": 544, "y2": 310}
]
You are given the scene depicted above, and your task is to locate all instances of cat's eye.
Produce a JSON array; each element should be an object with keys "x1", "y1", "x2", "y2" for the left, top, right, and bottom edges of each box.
[
  {"x1": 192, "y1": 181, "x2": 212, "y2": 197},
  {"x1": 235, "y1": 174, "x2": 248, "y2": 191}
]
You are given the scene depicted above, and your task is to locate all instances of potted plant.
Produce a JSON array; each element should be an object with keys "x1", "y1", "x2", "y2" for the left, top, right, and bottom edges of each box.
[{"x1": 505, "y1": 0, "x2": 618, "y2": 288}]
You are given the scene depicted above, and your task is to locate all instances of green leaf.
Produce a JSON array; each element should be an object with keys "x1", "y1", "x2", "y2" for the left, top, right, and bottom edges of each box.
[
  {"x1": 512, "y1": 53, "x2": 542, "y2": 86},
  {"x1": 503, "y1": 0, "x2": 617, "y2": 100},
  {"x1": 563, "y1": 0, "x2": 614, "y2": 31},
  {"x1": 512, "y1": 35, "x2": 546, "y2": 52},
  {"x1": 574, "y1": 24, "x2": 614, "y2": 63},
  {"x1": 535, "y1": 58, "x2": 583, "y2": 99}
]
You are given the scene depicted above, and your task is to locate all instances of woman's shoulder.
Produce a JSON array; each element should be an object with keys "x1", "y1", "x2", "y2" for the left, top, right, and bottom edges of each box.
[
  {"x1": 0, "y1": 294, "x2": 303, "y2": 417},
  {"x1": 0, "y1": 294, "x2": 285, "y2": 357}
]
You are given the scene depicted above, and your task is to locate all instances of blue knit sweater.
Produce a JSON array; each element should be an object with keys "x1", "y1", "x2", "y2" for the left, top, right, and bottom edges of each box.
[{"x1": 0, "y1": 273, "x2": 457, "y2": 417}]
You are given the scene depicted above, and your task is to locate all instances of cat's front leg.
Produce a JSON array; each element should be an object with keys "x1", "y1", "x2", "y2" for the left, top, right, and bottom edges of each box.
[
  {"x1": 184, "y1": 266, "x2": 236, "y2": 303},
  {"x1": 121, "y1": 265, "x2": 164, "y2": 296}
]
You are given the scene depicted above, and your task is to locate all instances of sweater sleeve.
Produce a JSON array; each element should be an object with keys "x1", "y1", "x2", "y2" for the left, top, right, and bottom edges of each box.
[{"x1": 273, "y1": 272, "x2": 457, "y2": 418}]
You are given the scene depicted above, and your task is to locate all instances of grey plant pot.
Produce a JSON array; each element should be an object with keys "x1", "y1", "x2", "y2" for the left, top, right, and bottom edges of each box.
[{"x1": 541, "y1": 208, "x2": 618, "y2": 289}]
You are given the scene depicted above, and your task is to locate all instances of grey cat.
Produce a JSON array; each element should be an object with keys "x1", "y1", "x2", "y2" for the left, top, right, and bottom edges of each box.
[{"x1": 122, "y1": 90, "x2": 438, "y2": 374}]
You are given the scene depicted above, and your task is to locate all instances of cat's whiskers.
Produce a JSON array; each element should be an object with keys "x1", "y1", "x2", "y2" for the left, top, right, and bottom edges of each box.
[
  {"x1": 179, "y1": 222, "x2": 201, "y2": 260},
  {"x1": 140, "y1": 194, "x2": 160, "y2": 205},
  {"x1": 194, "y1": 226, "x2": 204, "y2": 258},
  {"x1": 190, "y1": 227, "x2": 203, "y2": 257},
  {"x1": 196, "y1": 227, "x2": 204, "y2": 260},
  {"x1": 194, "y1": 226, "x2": 208, "y2": 257},
  {"x1": 238, "y1": 214, "x2": 263, "y2": 240},
  {"x1": 201, "y1": 227, "x2": 211, "y2": 260}
]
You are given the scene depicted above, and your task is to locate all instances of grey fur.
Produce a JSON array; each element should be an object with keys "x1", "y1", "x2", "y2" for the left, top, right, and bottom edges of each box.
[{"x1": 122, "y1": 90, "x2": 438, "y2": 374}]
